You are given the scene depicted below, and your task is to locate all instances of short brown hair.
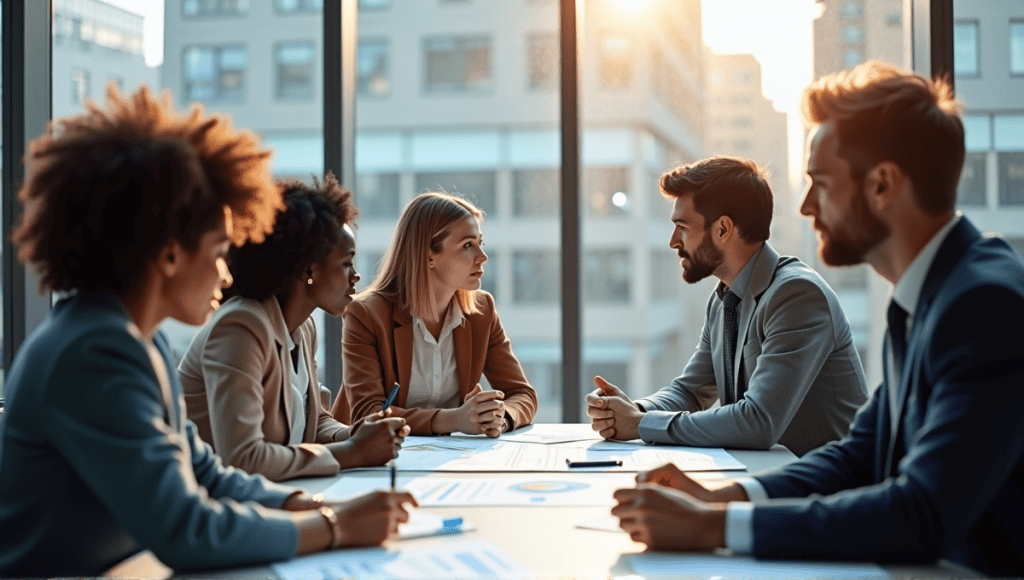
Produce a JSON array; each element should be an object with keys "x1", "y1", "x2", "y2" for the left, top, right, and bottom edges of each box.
[
  {"x1": 12, "y1": 85, "x2": 283, "y2": 293},
  {"x1": 802, "y1": 60, "x2": 964, "y2": 215},
  {"x1": 365, "y1": 192, "x2": 483, "y2": 321},
  {"x1": 660, "y1": 156, "x2": 773, "y2": 243}
]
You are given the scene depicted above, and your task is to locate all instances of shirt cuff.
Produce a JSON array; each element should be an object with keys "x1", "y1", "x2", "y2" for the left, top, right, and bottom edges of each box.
[
  {"x1": 734, "y1": 477, "x2": 769, "y2": 502},
  {"x1": 725, "y1": 502, "x2": 755, "y2": 555}
]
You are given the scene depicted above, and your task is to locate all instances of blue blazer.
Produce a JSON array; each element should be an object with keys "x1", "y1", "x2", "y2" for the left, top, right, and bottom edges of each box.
[
  {"x1": 750, "y1": 218, "x2": 1024, "y2": 576},
  {"x1": 0, "y1": 292, "x2": 299, "y2": 576}
]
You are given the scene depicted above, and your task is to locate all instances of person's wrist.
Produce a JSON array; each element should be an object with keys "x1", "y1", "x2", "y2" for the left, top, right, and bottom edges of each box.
[
  {"x1": 701, "y1": 503, "x2": 728, "y2": 550},
  {"x1": 712, "y1": 481, "x2": 748, "y2": 503},
  {"x1": 318, "y1": 505, "x2": 342, "y2": 550},
  {"x1": 328, "y1": 440, "x2": 362, "y2": 470}
]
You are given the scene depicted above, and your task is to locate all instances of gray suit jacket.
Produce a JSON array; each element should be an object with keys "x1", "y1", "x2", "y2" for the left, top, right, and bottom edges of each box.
[
  {"x1": 0, "y1": 292, "x2": 299, "y2": 576},
  {"x1": 636, "y1": 243, "x2": 867, "y2": 456}
]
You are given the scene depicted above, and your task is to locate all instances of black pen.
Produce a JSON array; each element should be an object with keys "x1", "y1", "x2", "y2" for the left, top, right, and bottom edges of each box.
[
  {"x1": 382, "y1": 382, "x2": 401, "y2": 412},
  {"x1": 566, "y1": 459, "x2": 623, "y2": 468},
  {"x1": 389, "y1": 461, "x2": 397, "y2": 491}
]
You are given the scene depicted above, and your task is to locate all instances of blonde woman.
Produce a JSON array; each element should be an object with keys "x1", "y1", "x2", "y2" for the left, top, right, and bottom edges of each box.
[{"x1": 333, "y1": 192, "x2": 537, "y2": 436}]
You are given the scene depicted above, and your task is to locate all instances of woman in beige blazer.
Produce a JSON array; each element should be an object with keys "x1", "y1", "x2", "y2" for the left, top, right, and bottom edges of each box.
[
  {"x1": 333, "y1": 192, "x2": 537, "y2": 436},
  {"x1": 180, "y1": 174, "x2": 409, "y2": 481}
]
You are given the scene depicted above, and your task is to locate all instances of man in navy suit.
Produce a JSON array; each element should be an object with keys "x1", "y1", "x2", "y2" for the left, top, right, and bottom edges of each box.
[{"x1": 611, "y1": 60, "x2": 1024, "y2": 577}]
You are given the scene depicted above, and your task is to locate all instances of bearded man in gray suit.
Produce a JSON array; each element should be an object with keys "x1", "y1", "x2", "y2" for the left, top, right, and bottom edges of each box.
[{"x1": 587, "y1": 156, "x2": 866, "y2": 456}]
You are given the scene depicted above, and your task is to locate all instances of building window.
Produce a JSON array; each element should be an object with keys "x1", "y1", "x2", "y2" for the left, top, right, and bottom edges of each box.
[
  {"x1": 275, "y1": 42, "x2": 315, "y2": 100},
  {"x1": 184, "y1": 46, "x2": 247, "y2": 102},
  {"x1": 414, "y1": 170, "x2": 497, "y2": 216},
  {"x1": 276, "y1": 0, "x2": 323, "y2": 12},
  {"x1": 480, "y1": 252, "x2": 498, "y2": 299},
  {"x1": 957, "y1": 152, "x2": 987, "y2": 207},
  {"x1": 732, "y1": 70, "x2": 750, "y2": 84},
  {"x1": 527, "y1": 33, "x2": 558, "y2": 91},
  {"x1": 843, "y1": 49, "x2": 863, "y2": 68},
  {"x1": 584, "y1": 167, "x2": 630, "y2": 217},
  {"x1": 423, "y1": 35, "x2": 492, "y2": 93},
  {"x1": 841, "y1": 1, "x2": 862, "y2": 19},
  {"x1": 599, "y1": 33, "x2": 630, "y2": 88},
  {"x1": 732, "y1": 116, "x2": 753, "y2": 128},
  {"x1": 998, "y1": 152, "x2": 1024, "y2": 206},
  {"x1": 358, "y1": 40, "x2": 390, "y2": 98},
  {"x1": 359, "y1": 0, "x2": 391, "y2": 9},
  {"x1": 1012, "y1": 21, "x2": 1024, "y2": 76},
  {"x1": 584, "y1": 249, "x2": 630, "y2": 303},
  {"x1": 71, "y1": 69, "x2": 90, "y2": 104},
  {"x1": 513, "y1": 251, "x2": 559, "y2": 304},
  {"x1": 183, "y1": 0, "x2": 250, "y2": 17},
  {"x1": 356, "y1": 172, "x2": 401, "y2": 218},
  {"x1": 886, "y1": 12, "x2": 902, "y2": 27},
  {"x1": 954, "y1": 20, "x2": 979, "y2": 77},
  {"x1": 513, "y1": 168, "x2": 559, "y2": 217},
  {"x1": 650, "y1": 250, "x2": 683, "y2": 301},
  {"x1": 843, "y1": 25, "x2": 864, "y2": 44}
]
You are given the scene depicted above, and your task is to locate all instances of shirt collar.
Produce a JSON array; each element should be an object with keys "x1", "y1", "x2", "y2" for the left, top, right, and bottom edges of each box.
[
  {"x1": 717, "y1": 243, "x2": 764, "y2": 300},
  {"x1": 413, "y1": 299, "x2": 466, "y2": 338},
  {"x1": 892, "y1": 214, "x2": 961, "y2": 317}
]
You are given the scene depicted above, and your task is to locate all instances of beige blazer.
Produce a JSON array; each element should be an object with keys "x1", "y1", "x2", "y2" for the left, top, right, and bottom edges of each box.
[
  {"x1": 333, "y1": 290, "x2": 538, "y2": 435},
  {"x1": 179, "y1": 296, "x2": 347, "y2": 481}
]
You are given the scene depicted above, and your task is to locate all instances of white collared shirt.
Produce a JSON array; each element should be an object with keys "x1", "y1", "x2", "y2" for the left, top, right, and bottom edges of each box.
[
  {"x1": 285, "y1": 330, "x2": 309, "y2": 445},
  {"x1": 407, "y1": 301, "x2": 465, "y2": 410},
  {"x1": 723, "y1": 214, "x2": 962, "y2": 555}
]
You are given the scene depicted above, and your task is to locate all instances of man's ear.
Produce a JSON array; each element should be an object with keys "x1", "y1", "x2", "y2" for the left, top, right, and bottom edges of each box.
[
  {"x1": 716, "y1": 215, "x2": 734, "y2": 242},
  {"x1": 867, "y1": 161, "x2": 902, "y2": 211}
]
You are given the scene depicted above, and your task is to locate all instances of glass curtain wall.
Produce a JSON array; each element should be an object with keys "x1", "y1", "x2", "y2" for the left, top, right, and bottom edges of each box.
[
  {"x1": 354, "y1": 0, "x2": 564, "y2": 421},
  {"x1": 953, "y1": 1, "x2": 1024, "y2": 262}
]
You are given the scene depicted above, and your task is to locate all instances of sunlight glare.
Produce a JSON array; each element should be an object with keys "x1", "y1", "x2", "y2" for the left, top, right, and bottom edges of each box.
[{"x1": 605, "y1": 0, "x2": 656, "y2": 18}]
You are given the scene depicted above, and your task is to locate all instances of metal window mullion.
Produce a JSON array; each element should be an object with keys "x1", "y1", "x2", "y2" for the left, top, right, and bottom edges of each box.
[
  {"x1": 560, "y1": 0, "x2": 581, "y2": 423},
  {"x1": 322, "y1": 0, "x2": 356, "y2": 402}
]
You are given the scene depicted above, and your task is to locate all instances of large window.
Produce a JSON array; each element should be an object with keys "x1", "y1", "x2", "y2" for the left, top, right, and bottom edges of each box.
[
  {"x1": 1012, "y1": 21, "x2": 1024, "y2": 76},
  {"x1": 275, "y1": 41, "x2": 314, "y2": 100},
  {"x1": 414, "y1": 170, "x2": 497, "y2": 216},
  {"x1": 183, "y1": 0, "x2": 250, "y2": 18},
  {"x1": 423, "y1": 35, "x2": 492, "y2": 93},
  {"x1": 598, "y1": 33, "x2": 629, "y2": 88},
  {"x1": 527, "y1": 32, "x2": 558, "y2": 90},
  {"x1": 954, "y1": 20, "x2": 979, "y2": 77},
  {"x1": 184, "y1": 45, "x2": 247, "y2": 102},
  {"x1": 358, "y1": 39, "x2": 389, "y2": 98}
]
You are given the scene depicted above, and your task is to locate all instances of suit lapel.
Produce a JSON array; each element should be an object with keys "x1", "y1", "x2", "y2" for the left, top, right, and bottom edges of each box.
[
  {"x1": 392, "y1": 301, "x2": 414, "y2": 407},
  {"x1": 453, "y1": 319, "x2": 473, "y2": 400},
  {"x1": 885, "y1": 218, "x2": 979, "y2": 475},
  {"x1": 734, "y1": 244, "x2": 781, "y2": 393},
  {"x1": 265, "y1": 297, "x2": 295, "y2": 440}
]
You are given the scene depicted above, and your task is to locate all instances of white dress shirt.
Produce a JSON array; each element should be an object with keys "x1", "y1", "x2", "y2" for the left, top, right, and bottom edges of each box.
[
  {"x1": 406, "y1": 301, "x2": 465, "y2": 410},
  {"x1": 285, "y1": 330, "x2": 309, "y2": 445},
  {"x1": 723, "y1": 214, "x2": 961, "y2": 554}
]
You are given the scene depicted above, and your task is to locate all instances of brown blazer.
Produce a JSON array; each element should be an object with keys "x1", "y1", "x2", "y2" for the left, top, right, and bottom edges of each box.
[
  {"x1": 333, "y1": 290, "x2": 537, "y2": 435},
  {"x1": 179, "y1": 296, "x2": 347, "y2": 481}
]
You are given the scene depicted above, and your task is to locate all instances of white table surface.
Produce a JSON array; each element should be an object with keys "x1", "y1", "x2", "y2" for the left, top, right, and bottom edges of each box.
[{"x1": 104, "y1": 424, "x2": 970, "y2": 579}]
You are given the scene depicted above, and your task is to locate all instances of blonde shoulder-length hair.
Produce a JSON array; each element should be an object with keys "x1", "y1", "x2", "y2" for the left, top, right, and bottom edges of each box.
[{"x1": 364, "y1": 191, "x2": 484, "y2": 321}]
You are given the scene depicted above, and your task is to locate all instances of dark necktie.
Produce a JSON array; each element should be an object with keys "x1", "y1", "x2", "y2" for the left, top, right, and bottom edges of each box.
[
  {"x1": 887, "y1": 299, "x2": 908, "y2": 380},
  {"x1": 722, "y1": 290, "x2": 741, "y2": 406}
]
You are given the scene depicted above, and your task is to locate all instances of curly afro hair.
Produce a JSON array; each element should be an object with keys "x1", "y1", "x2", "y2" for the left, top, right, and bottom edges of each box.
[
  {"x1": 226, "y1": 171, "x2": 358, "y2": 301},
  {"x1": 12, "y1": 84, "x2": 282, "y2": 294}
]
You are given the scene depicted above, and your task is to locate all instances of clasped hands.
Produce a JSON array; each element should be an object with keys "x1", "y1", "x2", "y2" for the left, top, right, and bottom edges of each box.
[
  {"x1": 430, "y1": 384, "x2": 508, "y2": 437},
  {"x1": 586, "y1": 375, "x2": 644, "y2": 441}
]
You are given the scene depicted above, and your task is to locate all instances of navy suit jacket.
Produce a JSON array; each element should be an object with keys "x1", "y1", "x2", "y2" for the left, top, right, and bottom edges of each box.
[
  {"x1": 750, "y1": 218, "x2": 1024, "y2": 576},
  {"x1": 0, "y1": 292, "x2": 299, "y2": 576}
]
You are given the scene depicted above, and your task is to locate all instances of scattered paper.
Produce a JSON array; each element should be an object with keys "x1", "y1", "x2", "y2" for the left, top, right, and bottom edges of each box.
[
  {"x1": 575, "y1": 515, "x2": 625, "y2": 533},
  {"x1": 272, "y1": 539, "x2": 531, "y2": 580},
  {"x1": 625, "y1": 552, "x2": 890, "y2": 580}
]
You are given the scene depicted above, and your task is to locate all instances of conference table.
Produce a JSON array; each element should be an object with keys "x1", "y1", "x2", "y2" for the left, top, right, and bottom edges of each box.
[{"x1": 105, "y1": 423, "x2": 973, "y2": 579}]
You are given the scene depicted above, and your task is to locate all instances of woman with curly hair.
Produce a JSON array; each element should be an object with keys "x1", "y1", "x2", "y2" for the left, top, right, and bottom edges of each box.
[
  {"x1": 178, "y1": 173, "x2": 409, "y2": 482},
  {"x1": 0, "y1": 87, "x2": 415, "y2": 577},
  {"x1": 333, "y1": 191, "x2": 537, "y2": 437}
]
